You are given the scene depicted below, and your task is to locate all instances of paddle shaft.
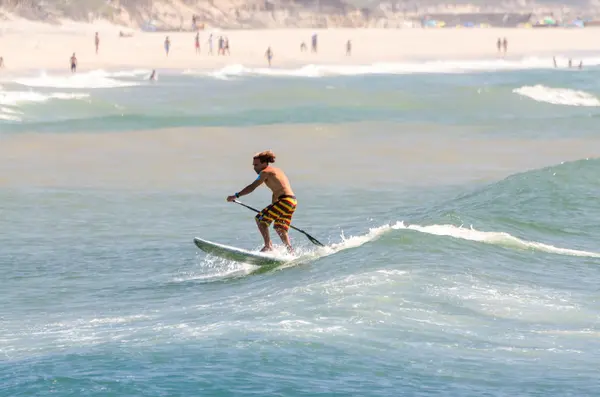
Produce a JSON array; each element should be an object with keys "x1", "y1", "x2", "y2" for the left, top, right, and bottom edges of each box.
[{"x1": 233, "y1": 200, "x2": 325, "y2": 247}]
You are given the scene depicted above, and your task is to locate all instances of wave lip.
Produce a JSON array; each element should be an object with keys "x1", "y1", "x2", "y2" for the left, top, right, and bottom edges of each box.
[
  {"x1": 0, "y1": 106, "x2": 23, "y2": 121},
  {"x1": 186, "y1": 56, "x2": 600, "y2": 79},
  {"x1": 0, "y1": 90, "x2": 90, "y2": 123},
  {"x1": 393, "y1": 222, "x2": 600, "y2": 258},
  {"x1": 513, "y1": 85, "x2": 600, "y2": 107},
  {"x1": 13, "y1": 70, "x2": 141, "y2": 89},
  {"x1": 0, "y1": 91, "x2": 89, "y2": 106}
]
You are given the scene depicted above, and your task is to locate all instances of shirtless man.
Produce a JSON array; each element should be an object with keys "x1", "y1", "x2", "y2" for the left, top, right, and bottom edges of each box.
[{"x1": 227, "y1": 150, "x2": 297, "y2": 253}]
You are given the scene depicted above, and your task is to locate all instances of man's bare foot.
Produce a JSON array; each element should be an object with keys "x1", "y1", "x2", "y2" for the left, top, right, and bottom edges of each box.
[{"x1": 260, "y1": 245, "x2": 273, "y2": 252}]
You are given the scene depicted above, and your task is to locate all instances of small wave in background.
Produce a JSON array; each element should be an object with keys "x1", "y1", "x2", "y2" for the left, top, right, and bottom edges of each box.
[
  {"x1": 184, "y1": 55, "x2": 600, "y2": 79},
  {"x1": 13, "y1": 70, "x2": 142, "y2": 89},
  {"x1": 514, "y1": 85, "x2": 600, "y2": 106}
]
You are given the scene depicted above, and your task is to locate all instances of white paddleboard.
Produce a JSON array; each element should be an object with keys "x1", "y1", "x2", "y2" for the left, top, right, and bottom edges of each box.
[{"x1": 194, "y1": 237, "x2": 289, "y2": 266}]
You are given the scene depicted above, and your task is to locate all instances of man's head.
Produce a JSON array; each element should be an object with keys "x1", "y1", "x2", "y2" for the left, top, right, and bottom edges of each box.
[{"x1": 253, "y1": 150, "x2": 276, "y2": 174}]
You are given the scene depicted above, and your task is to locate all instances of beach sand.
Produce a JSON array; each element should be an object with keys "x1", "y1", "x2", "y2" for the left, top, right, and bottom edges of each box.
[{"x1": 0, "y1": 16, "x2": 599, "y2": 73}]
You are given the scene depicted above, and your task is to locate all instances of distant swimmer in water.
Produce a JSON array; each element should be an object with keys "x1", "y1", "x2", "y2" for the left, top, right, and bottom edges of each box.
[
  {"x1": 149, "y1": 69, "x2": 156, "y2": 81},
  {"x1": 70, "y1": 53, "x2": 77, "y2": 73},
  {"x1": 226, "y1": 150, "x2": 297, "y2": 253}
]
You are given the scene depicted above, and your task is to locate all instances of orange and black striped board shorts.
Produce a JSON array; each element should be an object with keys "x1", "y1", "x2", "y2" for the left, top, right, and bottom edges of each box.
[{"x1": 255, "y1": 195, "x2": 297, "y2": 231}]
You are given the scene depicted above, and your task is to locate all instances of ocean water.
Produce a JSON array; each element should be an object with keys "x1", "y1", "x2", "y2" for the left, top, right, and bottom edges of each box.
[{"x1": 1, "y1": 55, "x2": 600, "y2": 396}]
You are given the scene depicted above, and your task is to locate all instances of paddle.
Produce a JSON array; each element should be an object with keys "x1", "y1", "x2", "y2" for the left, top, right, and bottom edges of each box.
[{"x1": 233, "y1": 199, "x2": 325, "y2": 247}]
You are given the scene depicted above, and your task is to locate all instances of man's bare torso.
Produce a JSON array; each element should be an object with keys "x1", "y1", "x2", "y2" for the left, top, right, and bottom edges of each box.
[{"x1": 262, "y1": 166, "x2": 294, "y2": 203}]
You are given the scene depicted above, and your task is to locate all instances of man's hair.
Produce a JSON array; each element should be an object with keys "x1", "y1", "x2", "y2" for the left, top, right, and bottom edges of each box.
[{"x1": 253, "y1": 150, "x2": 276, "y2": 164}]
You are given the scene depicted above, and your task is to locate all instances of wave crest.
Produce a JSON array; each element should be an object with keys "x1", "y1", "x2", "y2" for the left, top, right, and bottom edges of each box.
[{"x1": 513, "y1": 85, "x2": 600, "y2": 107}]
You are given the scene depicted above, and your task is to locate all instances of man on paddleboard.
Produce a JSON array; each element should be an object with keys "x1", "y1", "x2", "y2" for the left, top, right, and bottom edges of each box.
[{"x1": 227, "y1": 150, "x2": 297, "y2": 253}]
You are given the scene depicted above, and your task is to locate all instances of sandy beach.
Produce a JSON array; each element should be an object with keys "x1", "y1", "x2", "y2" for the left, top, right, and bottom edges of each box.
[{"x1": 1, "y1": 16, "x2": 600, "y2": 73}]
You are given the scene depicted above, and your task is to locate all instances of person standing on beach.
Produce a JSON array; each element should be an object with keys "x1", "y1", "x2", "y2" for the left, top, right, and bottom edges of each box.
[
  {"x1": 311, "y1": 33, "x2": 318, "y2": 53},
  {"x1": 346, "y1": 40, "x2": 351, "y2": 56},
  {"x1": 164, "y1": 36, "x2": 171, "y2": 57},
  {"x1": 207, "y1": 34, "x2": 213, "y2": 55},
  {"x1": 223, "y1": 37, "x2": 230, "y2": 55},
  {"x1": 265, "y1": 47, "x2": 273, "y2": 67},
  {"x1": 218, "y1": 36, "x2": 224, "y2": 55},
  {"x1": 553, "y1": 56, "x2": 557, "y2": 68},
  {"x1": 502, "y1": 38, "x2": 508, "y2": 55},
  {"x1": 195, "y1": 32, "x2": 200, "y2": 54},
  {"x1": 0, "y1": 56, "x2": 4, "y2": 68},
  {"x1": 70, "y1": 53, "x2": 77, "y2": 73},
  {"x1": 95, "y1": 32, "x2": 100, "y2": 54},
  {"x1": 496, "y1": 38, "x2": 501, "y2": 53}
]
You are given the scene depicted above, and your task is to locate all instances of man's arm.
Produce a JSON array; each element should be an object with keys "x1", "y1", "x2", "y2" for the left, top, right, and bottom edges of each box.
[{"x1": 226, "y1": 172, "x2": 267, "y2": 202}]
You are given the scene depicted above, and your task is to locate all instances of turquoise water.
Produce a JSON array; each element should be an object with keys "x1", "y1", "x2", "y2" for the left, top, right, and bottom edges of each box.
[{"x1": 1, "y1": 58, "x2": 600, "y2": 396}]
